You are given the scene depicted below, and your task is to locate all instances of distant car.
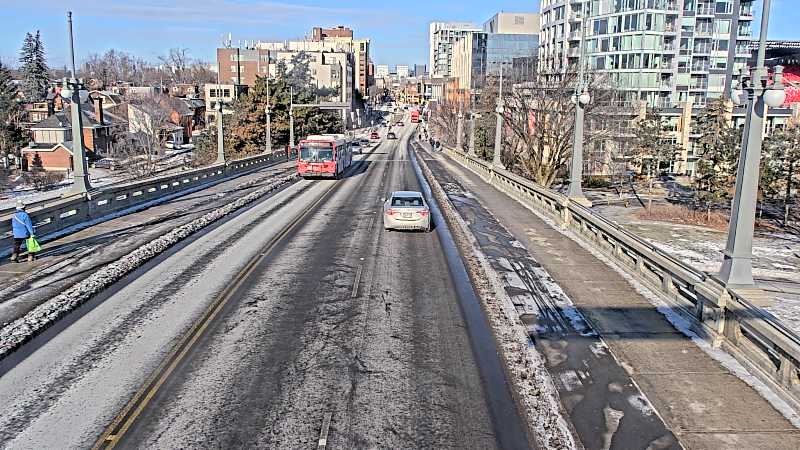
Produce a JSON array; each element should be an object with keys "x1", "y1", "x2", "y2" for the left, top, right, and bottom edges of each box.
[
  {"x1": 396, "y1": 121, "x2": 404, "y2": 127},
  {"x1": 383, "y1": 191, "x2": 431, "y2": 232},
  {"x1": 370, "y1": 132, "x2": 380, "y2": 140},
  {"x1": 93, "y1": 158, "x2": 119, "y2": 170},
  {"x1": 351, "y1": 141, "x2": 362, "y2": 154},
  {"x1": 387, "y1": 132, "x2": 397, "y2": 139}
]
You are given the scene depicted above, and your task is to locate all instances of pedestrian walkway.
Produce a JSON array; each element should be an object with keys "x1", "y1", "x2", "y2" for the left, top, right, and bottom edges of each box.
[{"x1": 419, "y1": 144, "x2": 800, "y2": 450}]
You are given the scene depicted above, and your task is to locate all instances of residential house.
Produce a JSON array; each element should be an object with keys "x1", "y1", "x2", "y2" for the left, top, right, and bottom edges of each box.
[{"x1": 21, "y1": 98, "x2": 127, "y2": 171}]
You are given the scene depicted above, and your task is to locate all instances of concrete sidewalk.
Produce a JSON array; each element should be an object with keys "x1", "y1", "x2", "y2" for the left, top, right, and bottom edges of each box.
[{"x1": 419, "y1": 144, "x2": 800, "y2": 450}]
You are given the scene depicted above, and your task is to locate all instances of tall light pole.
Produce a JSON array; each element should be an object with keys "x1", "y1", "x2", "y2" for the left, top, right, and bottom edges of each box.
[
  {"x1": 289, "y1": 86, "x2": 295, "y2": 150},
  {"x1": 493, "y1": 65, "x2": 505, "y2": 169},
  {"x1": 456, "y1": 110, "x2": 464, "y2": 152},
  {"x1": 265, "y1": 79, "x2": 272, "y2": 154},
  {"x1": 566, "y1": 6, "x2": 592, "y2": 207},
  {"x1": 61, "y1": 11, "x2": 91, "y2": 195},
  {"x1": 721, "y1": 0, "x2": 785, "y2": 287},
  {"x1": 215, "y1": 101, "x2": 226, "y2": 164}
]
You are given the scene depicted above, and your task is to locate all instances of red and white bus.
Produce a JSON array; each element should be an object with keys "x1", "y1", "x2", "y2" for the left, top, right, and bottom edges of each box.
[
  {"x1": 410, "y1": 110, "x2": 420, "y2": 123},
  {"x1": 297, "y1": 134, "x2": 353, "y2": 179}
]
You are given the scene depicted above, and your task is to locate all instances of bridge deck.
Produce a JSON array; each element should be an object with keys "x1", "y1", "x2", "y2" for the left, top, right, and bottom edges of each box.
[{"x1": 419, "y1": 142, "x2": 800, "y2": 450}]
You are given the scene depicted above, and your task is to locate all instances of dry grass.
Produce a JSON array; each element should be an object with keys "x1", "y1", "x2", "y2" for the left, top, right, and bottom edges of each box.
[{"x1": 635, "y1": 203, "x2": 730, "y2": 231}]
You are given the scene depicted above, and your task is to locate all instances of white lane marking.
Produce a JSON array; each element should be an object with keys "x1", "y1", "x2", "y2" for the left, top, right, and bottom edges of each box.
[
  {"x1": 317, "y1": 411, "x2": 333, "y2": 449},
  {"x1": 351, "y1": 266, "x2": 363, "y2": 298}
]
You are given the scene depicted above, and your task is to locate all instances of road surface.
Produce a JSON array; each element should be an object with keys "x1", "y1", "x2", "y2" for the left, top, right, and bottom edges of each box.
[{"x1": 0, "y1": 124, "x2": 527, "y2": 449}]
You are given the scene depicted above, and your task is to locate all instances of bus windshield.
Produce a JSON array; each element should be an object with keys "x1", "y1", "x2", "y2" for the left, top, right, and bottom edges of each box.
[{"x1": 300, "y1": 142, "x2": 334, "y2": 162}]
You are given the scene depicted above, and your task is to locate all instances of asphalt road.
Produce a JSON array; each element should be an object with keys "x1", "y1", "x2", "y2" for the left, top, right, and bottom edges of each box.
[{"x1": 0, "y1": 124, "x2": 517, "y2": 449}]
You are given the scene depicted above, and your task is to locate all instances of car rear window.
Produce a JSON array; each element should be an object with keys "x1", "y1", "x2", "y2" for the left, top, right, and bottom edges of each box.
[{"x1": 391, "y1": 196, "x2": 424, "y2": 207}]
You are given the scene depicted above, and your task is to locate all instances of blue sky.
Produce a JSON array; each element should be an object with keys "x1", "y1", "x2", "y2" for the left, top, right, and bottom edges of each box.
[{"x1": 1, "y1": 0, "x2": 798, "y2": 70}]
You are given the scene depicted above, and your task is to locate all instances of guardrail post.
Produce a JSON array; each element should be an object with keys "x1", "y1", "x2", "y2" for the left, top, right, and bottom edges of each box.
[{"x1": 662, "y1": 273, "x2": 675, "y2": 293}]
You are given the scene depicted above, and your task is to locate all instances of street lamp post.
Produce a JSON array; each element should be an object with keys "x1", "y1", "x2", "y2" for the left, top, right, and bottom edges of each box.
[
  {"x1": 721, "y1": 0, "x2": 785, "y2": 287},
  {"x1": 62, "y1": 11, "x2": 91, "y2": 195},
  {"x1": 493, "y1": 65, "x2": 505, "y2": 169},
  {"x1": 469, "y1": 112, "x2": 477, "y2": 157},
  {"x1": 289, "y1": 86, "x2": 295, "y2": 150},
  {"x1": 566, "y1": 7, "x2": 592, "y2": 207},
  {"x1": 265, "y1": 79, "x2": 272, "y2": 154},
  {"x1": 456, "y1": 110, "x2": 464, "y2": 152},
  {"x1": 216, "y1": 101, "x2": 226, "y2": 164}
]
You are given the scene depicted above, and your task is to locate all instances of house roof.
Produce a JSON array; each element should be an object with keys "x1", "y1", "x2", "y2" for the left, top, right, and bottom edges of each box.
[
  {"x1": 90, "y1": 90, "x2": 124, "y2": 105},
  {"x1": 21, "y1": 141, "x2": 74, "y2": 155},
  {"x1": 30, "y1": 103, "x2": 126, "y2": 130}
]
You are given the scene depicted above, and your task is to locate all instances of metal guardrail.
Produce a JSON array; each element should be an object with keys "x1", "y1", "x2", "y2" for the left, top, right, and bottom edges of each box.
[
  {"x1": 443, "y1": 147, "x2": 800, "y2": 413},
  {"x1": 1, "y1": 151, "x2": 291, "y2": 256}
]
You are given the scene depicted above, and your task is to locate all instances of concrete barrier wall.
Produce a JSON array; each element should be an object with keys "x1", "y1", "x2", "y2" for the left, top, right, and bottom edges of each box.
[
  {"x1": 1, "y1": 152, "x2": 291, "y2": 255},
  {"x1": 443, "y1": 147, "x2": 800, "y2": 414}
]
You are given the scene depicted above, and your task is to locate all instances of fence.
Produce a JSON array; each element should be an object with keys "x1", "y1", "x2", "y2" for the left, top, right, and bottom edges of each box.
[
  {"x1": 443, "y1": 146, "x2": 800, "y2": 414},
  {"x1": 1, "y1": 151, "x2": 290, "y2": 256}
]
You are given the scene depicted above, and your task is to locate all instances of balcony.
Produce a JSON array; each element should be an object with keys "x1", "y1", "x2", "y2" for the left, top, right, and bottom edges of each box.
[
  {"x1": 568, "y1": 30, "x2": 582, "y2": 41},
  {"x1": 567, "y1": 47, "x2": 581, "y2": 57},
  {"x1": 740, "y1": 6, "x2": 754, "y2": 17},
  {"x1": 691, "y1": 64, "x2": 710, "y2": 73},
  {"x1": 695, "y1": 27, "x2": 713, "y2": 37},
  {"x1": 696, "y1": 7, "x2": 714, "y2": 16}
]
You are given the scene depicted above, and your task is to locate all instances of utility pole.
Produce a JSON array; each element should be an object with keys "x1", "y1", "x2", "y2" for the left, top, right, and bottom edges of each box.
[
  {"x1": 566, "y1": 5, "x2": 592, "y2": 207},
  {"x1": 62, "y1": 11, "x2": 91, "y2": 195},
  {"x1": 721, "y1": 0, "x2": 786, "y2": 286}
]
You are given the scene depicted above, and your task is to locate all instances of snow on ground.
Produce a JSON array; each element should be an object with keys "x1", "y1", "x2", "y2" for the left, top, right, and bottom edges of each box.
[{"x1": 592, "y1": 203, "x2": 800, "y2": 335}]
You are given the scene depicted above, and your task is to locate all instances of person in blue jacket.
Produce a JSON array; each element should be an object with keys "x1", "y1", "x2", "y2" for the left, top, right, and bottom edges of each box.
[{"x1": 10, "y1": 200, "x2": 36, "y2": 263}]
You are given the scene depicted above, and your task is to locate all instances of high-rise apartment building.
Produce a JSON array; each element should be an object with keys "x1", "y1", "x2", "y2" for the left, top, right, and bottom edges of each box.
[
  {"x1": 450, "y1": 12, "x2": 540, "y2": 91},
  {"x1": 538, "y1": 0, "x2": 754, "y2": 108},
  {"x1": 429, "y1": 21, "x2": 482, "y2": 77},
  {"x1": 414, "y1": 64, "x2": 428, "y2": 77},
  {"x1": 216, "y1": 47, "x2": 272, "y2": 86},
  {"x1": 376, "y1": 64, "x2": 390, "y2": 78},
  {"x1": 396, "y1": 65, "x2": 410, "y2": 79}
]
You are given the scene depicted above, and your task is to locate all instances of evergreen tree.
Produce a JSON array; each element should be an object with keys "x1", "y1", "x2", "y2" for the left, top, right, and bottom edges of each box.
[
  {"x1": 762, "y1": 125, "x2": 800, "y2": 205},
  {"x1": 226, "y1": 72, "x2": 342, "y2": 158},
  {"x1": 0, "y1": 61, "x2": 26, "y2": 157},
  {"x1": 632, "y1": 107, "x2": 681, "y2": 176},
  {"x1": 19, "y1": 31, "x2": 50, "y2": 101},
  {"x1": 693, "y1": 99, "x2": 741, "y2": 203}
]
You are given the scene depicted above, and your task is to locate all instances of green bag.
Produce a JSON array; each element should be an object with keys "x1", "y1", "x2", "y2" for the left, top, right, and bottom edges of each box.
[{"x1": 26, "y1": 236, "x2": 41, "y2": 253}]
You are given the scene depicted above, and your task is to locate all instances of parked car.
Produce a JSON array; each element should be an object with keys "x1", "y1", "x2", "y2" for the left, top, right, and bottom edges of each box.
[
  {"x1": 383, "y1": 190, "x2": 431, "y2": 232},
  {"x1": 92, "y1": 158, "x2": 119, "y2": 170},
  {"x1": 352, "y1": 141, "x2": 362, "y2": 154},
  {"x1": 387, "y1": 132, "x2": 397, "y2": 139},
  {"x1": 370, "y1": 132, "x2": 380, "y2": 140}
]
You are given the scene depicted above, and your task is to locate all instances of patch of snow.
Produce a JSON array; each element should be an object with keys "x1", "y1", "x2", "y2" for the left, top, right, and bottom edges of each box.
[
  {"x1": 626, "y1": 394, "x2": 654, "y2": 417},
  {"x1": 510, "y1": 240, "x2": 527, "y2": 249}
]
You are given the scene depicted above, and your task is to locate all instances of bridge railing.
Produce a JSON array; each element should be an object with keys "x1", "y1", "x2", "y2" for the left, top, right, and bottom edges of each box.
[
  {"x1": 443, "y1": 147, "x2": 800, "y2": 413},
  {"x1": 1, "y1": 151, "x2": 290, "y2": 256}
]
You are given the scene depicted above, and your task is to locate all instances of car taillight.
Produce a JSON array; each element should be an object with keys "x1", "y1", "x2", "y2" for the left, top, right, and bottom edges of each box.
[
  {"x1": 419, "y1": 209, "x2": 429, "y2": 217},
  {"x1": 385, "y1": 208, "x2": 395, "y2": 215}
]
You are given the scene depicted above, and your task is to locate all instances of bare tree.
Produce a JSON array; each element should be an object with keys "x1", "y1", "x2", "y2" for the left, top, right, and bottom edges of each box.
[
  {"x1": 122, "y1": 94, "x2": 176, "y2": 178},
  {"x1": 497, "y1": 66, "x2": 624, "y2": 187}
]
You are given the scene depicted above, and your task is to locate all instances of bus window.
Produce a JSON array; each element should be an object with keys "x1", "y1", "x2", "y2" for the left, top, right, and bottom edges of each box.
[{"x1": 300, "y1": 143, "x2": 333, "y2": 162}]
